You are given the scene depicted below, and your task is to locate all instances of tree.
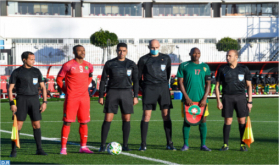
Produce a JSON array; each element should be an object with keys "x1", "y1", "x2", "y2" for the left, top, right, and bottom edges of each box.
[
  {"x1": 90, "y1": 29, "x2": 119, "y2": 64},
  {"x1": 216, "y1": 37, "x2": 241, "y2": 52}
]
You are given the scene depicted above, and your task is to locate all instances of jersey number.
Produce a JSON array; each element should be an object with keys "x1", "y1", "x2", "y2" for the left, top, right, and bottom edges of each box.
[{"x1": 195, "y1": 69, "x2": 200, "y2": 75}]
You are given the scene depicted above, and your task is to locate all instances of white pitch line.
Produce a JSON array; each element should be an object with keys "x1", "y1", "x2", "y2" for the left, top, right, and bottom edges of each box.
[
  {"x1": 0, "y1": 129, "x2": 179, "y2": 165},
  {"x1": 1, "y1": 120, "x2": 278, "y2": 124}
]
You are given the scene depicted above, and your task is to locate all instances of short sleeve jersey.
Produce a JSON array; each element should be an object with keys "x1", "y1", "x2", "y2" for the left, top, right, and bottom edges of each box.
[
  {"x1": 177, "y1": 61, "x2": 211, "y2": 102},
  {"x1": 216, "y1": 64, "x2": 251, "y2": 95},
  {"x1": 57, "y1": 59, "x2": 93, "y2": 97},
  {"x1": 9, "y1": 66, "x2": 43, "y2": 96},
  {"x1": 137, "y1": 53, "x2": 171, "y2": 85}
]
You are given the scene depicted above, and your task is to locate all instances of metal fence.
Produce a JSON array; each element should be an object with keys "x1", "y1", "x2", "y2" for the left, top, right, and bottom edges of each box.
[{"x1": 1, "y1": 41, "x2": 278, "y2": 76}]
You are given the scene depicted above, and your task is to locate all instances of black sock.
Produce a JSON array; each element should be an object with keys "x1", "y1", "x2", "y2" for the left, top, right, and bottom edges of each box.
[
  {"x1": 122, "y1": 121, "x2": 130, "y2": 147},
  {"x1": 140, "y1": 121, "x2": 149, "y2": 146},
  {"x1": 33, "y1": 128, "x2": 42, "y2": 150},
  {"x1": 163, "y1": 120, "x2": 172, "y2": 145},
  {"x1": 12, "y1": 130, "x2": 20, "y2": 152},
  {"x1": 239, "y1": 123, "x2": 246, "y2": 145},
  {"x1": 223, "y1": 124, "x2": 231, "y2": 145},
  {"x1": 101, "y1": 121, "x2": 111, "y2": 146}
]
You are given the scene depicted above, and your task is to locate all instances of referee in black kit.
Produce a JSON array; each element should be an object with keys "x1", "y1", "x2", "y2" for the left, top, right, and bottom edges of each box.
[
  {"x1": 8, "y1": 51, "x2": 48, "y2": 157},
  {"x1": 98, "y1": 43, "x2": 139, "y2": 152},
  {"x1": 215, "y1": 50, "x2": 252, "y2": 152},
  {"x1": 138, "y1": 39, "x2": 175, "y2": 151}
]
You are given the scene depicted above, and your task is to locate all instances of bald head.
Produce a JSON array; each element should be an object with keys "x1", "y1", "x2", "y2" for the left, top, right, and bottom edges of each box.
[
  {"x1": 227, "y1": 49, "x2": 238, "y2": 56},
  {"x1": 149, "y1": 39, "x2": 160, "y2": 47}
]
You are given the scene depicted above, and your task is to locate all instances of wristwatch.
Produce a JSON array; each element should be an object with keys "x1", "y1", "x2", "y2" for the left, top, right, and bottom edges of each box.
[
  {"x1": 247, "y1": 101, "x2": 253, "y2": 104},
  {"x1": 43, "y1": 101, "x2": 48, "y2": 104}
]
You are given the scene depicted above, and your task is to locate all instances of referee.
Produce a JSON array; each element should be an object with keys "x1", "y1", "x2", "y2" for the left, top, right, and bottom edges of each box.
[
  {"x1": 98, "y1": 43, "x2": 139, "y2": 152},
  {"x1": 138, "y1": 39, "x2": 175, "y2": 151},
  {"x1": 8, "y1": 51, "x2": 48, "y2": 157},
  {"x1": 215, "y1": 50, "x2": 252, "y2": 152}
]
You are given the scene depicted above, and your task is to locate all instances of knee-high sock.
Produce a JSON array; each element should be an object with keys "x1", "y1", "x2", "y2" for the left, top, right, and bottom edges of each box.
[
  {"x1": 140, "y1": 121, "x2": 149, "y2": 146},
  {"x1": 256, "y1": 85, "x2": 259, "y2": 93},
  {"x1": 223, "y1": 124, "x2": 231, "y2": 145},
  {"x1": 239, "y1": 123, "x2": 246, "y2": 145},
  {"x1": 183, "y1": 121, "x2": 190, "y2": 146},
  {"x1": 122, "y1": 121, "x2": 130, "y2": 147},
  {"x1": 199, "y1": 122, "x2": 207, "y2": 146},
  {"x1": 101, "y1": 121, "x2": 111, "y2": 146},
  {"x1": 267, "y1": 85, "x2": 270, "y2": 93},
  {"x1": 12, "y1": 130, "x2": 20, "y2": 152},
  {"x1": 276, "y1": 85, "x2": 278, "y2": 92},
  {"x1": 163, "y1": 120, "x2": 172, "y2": 145},
  {"x1": 79, "y1": 124, "x2": 88, "y2": 147},
  {"x1": 61, "y1": 125, "x2": 70, "y2": 149},
  {"x1": 210, "y1": 84, "x2": 215, "y2": 94},
  {"x1": 33, "y1": 128, "x2": 42, "y2": 150}
]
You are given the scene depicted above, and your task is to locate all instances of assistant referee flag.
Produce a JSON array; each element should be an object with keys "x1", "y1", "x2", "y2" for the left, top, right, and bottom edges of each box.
[
  {"x1": 242, "y1": 116, "x2": 254, "y2": 148},
  {"x1": 11, "y1": 114, "x2": 20, "y2": 148}
]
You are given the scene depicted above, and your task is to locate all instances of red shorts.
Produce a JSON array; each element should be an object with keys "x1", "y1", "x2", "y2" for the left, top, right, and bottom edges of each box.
[{"x1": 63, "y1": 95, "x2": 90, "y2": 123}]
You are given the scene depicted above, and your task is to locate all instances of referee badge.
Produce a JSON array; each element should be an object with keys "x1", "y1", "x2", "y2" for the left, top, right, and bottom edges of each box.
[
  {"x1": 33, "y1": 78, "x2": 38, "y2": 85},
  {"x1": 127, "y1": 69, "x2": 132, "y2": 76},
  {"x1": 161, "y1": 64, "x2": 166, "y2": 71},
  {"x1": 238, "y1": 74, "x2": 244, "y2": 81}
]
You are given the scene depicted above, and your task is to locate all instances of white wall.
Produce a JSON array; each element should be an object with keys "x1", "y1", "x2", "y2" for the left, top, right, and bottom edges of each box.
[{"x1": 0, "y1": 16, "x2": 278, "y2": 40}]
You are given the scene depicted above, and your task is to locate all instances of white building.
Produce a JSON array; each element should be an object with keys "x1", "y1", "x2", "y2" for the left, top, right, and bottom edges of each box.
[{"x1": 0, "y1": 0, "x2": 278, "y2": 76}]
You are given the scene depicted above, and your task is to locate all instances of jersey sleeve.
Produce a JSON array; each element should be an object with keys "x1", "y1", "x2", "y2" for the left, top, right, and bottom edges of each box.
[
  {"x1": 57, "y1": 63, "x2": 70, "y2": 78},
  {"x1": 166, "y1": 56, "x2": 171, "y2": 80},
  {"x1": 99, "y1": 62, "x2": 109, "y2": 98},
  {"x1": 89, "y1": 63, "x2": 94, "y2": 77},
  {"x1": 245, "y1": 66, "x2": 252, "y2": 81},
  {"x1": 216, "y1": 66, "x2": 222, "y2": 82},
  {"x1": 38, "y1": 70, "x2": 43, "y2": 83},
  {"x1": 132, "y1": 62, "x2": 139, "y2": 97},
  {"x1": 9, "y1": 69, "x2": 17, "y2": 84},
  {"x1": 205, "y1": 64, "x2": 211, "y2": 81},
  {"x1": 176, "y1": 63, "x2": 184, "y2": 78}
]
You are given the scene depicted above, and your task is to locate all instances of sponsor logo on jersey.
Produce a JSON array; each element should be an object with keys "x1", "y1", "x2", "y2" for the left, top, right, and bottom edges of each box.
[
  {"x1": 85, "y1": 66, "x2": 89, "y2": 70},
  {"x1": 203, "y1": 67, "x2": 207, "y2": 72},
  {"x1": 33, "y1": 78, "x2": 38, "y2": 85},
  {"x1": 161, "y1": 64, "x2": 166, "y2": 71},
  {"x1": 127, "y1": 69, "x2": 132, "y2": 76},
  {"x1": 79, "y1": 66, "x2": 83, "y2": 72},
  {"x1": 239, "y1": 74, "x2": 244, "y2": 81},
  {"x1": 71, "y1": 67, "x2": 76, "y2": 70}
]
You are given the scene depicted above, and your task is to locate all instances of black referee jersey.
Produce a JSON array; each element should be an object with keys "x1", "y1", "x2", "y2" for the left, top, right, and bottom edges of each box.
[
  {"x1": 9, "y1": 66, "x2": 43, "y2": 95},
  {"x1": 216, "y1": 64, "x2": 252, "y2": 95},
  {"x1": 99, "y1": 58, "x2": 139, "y2": 98},
  {"x1": 137, "y1": 53, "x2": 171, "y2": 86}
]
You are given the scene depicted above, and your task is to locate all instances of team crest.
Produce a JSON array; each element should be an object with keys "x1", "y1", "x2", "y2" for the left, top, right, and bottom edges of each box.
[
  {"x1": 161, "y1": 64, "x2": 166, "y2": 71},
  {"x1": 203, "y1": 67, "x2": 207, "y2": 72},
  {"x1": 127, "y1": 69, "x2": 132, "y2": 76},
  {"x1": 184, "y1": 102, "x2": 206, "y2": 126},
  {"x1": 85, "y1": 66, "x2": 89, "y2": 70},
  {"x1": 238, "y1": 74, "x2": 244, "y2": 81},
  {"x1": 33, "y1": 78, "x2": 38, "y2": 85}
]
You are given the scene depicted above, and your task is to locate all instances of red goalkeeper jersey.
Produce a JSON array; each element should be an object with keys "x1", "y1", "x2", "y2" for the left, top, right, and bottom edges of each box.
[{"x1": 58, "y1": 59, "x2": 93, "y2": 97}]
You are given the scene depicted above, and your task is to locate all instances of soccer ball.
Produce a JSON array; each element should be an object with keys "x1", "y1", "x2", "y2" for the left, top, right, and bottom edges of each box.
[{"x1": 107, "y1": 142, "x2": 122, "y2": 155}]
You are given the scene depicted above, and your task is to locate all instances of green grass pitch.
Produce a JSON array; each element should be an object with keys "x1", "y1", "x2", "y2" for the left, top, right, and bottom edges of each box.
[{"x1": 1, "y1": 98, "x2": 278, "y2": 164}]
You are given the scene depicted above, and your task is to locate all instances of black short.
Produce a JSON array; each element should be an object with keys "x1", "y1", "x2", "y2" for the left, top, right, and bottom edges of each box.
[
  {"x1": 16, "y1": 95, "x2": 41, "y2": 121},
  {"x1": 104, "y1": 89, "x2": 134, "y2": 114},
  {"x1": 222, "y1": 94, "x2": 248, "y2": 118},
  {"x1": 142, "y1": 83, "x2": 173, "y2": 111}
]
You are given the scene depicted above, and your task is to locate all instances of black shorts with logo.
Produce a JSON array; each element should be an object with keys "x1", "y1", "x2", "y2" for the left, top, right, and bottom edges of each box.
[
  {"x1": 104, "y1": 88, "x2": 134, "y2": 114},
  {"x1": 222, "y1": 94, "x2": 249, "y2": 118},
  {"x1": 142, "y1": 83, "x2": 173, "y2": 111},
  {"x1": 16, "y1": 95, "x2": 41, "y2": 121}
]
